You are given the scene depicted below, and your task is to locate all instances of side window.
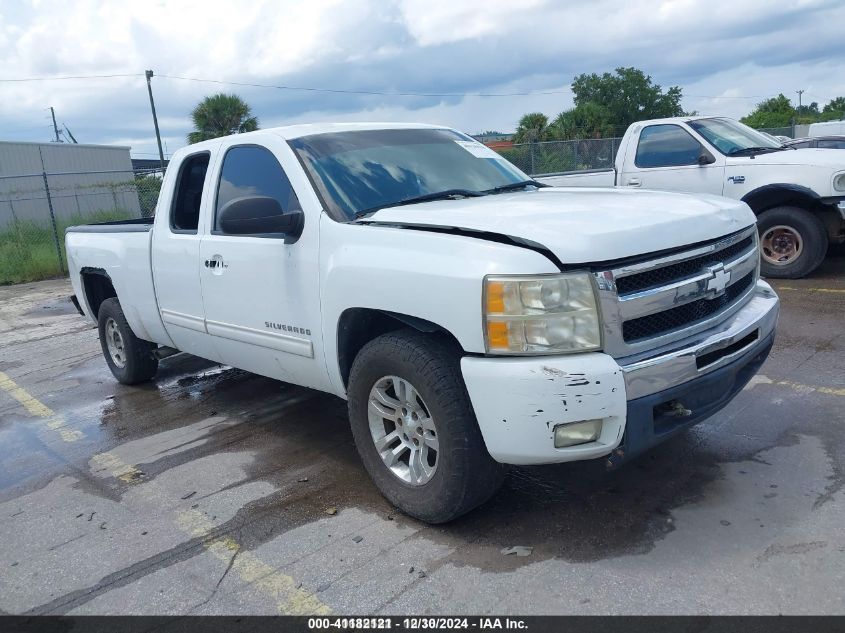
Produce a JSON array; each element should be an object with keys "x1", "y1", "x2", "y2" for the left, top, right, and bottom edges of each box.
[
  {"x1": 170, "y1": 153, "x2": 209, "y2": 233},
  {"x1": 818, "y1": 139, "x2": 845, "y2": 149},
  {"x1": 214, "y1": 145, "x2": 301, "y2": 235},
  {"x1": 635, "y1": 124, "x2": 703, "y2": 168}
]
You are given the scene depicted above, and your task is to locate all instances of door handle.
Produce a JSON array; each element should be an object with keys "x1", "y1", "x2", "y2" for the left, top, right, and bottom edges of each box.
[{"x1": 627, "y1": 177, "x2": 641, "y2": 187}]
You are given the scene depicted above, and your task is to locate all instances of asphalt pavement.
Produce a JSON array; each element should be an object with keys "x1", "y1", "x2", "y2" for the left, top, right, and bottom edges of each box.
[{"x1": 0, "y1": 255, "x2": 843, "y2": 615}]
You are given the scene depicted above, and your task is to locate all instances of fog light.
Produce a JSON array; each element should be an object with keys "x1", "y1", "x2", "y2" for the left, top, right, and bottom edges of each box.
[{"x1": 554, "y1": 419, "x2": 602, "y2": 448}]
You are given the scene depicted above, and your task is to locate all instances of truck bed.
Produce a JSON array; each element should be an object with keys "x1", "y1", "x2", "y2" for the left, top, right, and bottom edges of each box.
[
  {"x1": 537, "y1": 168, "x2": 615, "y2": 188},
  {"x1": 65, "y1": 217, "x2": 155, "y2": 234}
]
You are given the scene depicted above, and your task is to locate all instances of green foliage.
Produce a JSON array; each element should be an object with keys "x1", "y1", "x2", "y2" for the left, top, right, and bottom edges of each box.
[
  {"x1": 134, "y1": 173, "x2": 162, "y2": 217},
  {"x1": 570, "y1": 67, "x2": 684, "y2": 129},
  {"x1": 187, "y1": 93, "x2": 259, "y2": 144},
  {"x1": 821, "y1": 97, "x2": 845, "y2": 122},
  {"x1": 512, "y1": 112, "x2": 551, "y2": 143},
  {"x1": 742, "y1": 94, "x2": 845, "y2": 129},
  {"x1": 740, "y1": 94, "x2": 795, "y2": 128},
  {"x1": 0, "y1": 210, "x2": 132, "y2": 285},
  {"x1": 549, "y1": 102, "x2": 616, "y2": 140}
]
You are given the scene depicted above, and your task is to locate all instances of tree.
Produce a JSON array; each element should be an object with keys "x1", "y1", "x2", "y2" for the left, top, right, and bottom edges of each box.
[
  {"x1": 512, "y1": 112, "x2": 551, "y2": 143},
  {"x1": 570, "y1": 67, "x2": 684, "y2": 129},
  {"x1": 549, "y1": 102, "x2": 615, "y2": 140},
  {"x1": 740, "y1": 94, "x2": 795, "y2": 128},
  {"x1": 821, "y1": 96, "x2": 845, "y2": 121},
  {"x1": 187, "y1": 94, "x2": 258, "y2": 144}
]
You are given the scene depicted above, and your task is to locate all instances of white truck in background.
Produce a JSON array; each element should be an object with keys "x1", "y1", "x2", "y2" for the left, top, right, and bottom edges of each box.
[
  {"x1": 539, "y1": 116, "x2": 845, "y2": 279},
  {"x1": 66, "y1": 123, "x2": 778, "y2": 523}
]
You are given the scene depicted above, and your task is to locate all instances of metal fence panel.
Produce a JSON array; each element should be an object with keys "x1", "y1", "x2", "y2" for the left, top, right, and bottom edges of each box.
[
  {"x1": 0, "y1": 168, "x2": 162, "y2": 285},
  {"x1": 497, "y1": 138, "x2": 621, "y2": 175}
]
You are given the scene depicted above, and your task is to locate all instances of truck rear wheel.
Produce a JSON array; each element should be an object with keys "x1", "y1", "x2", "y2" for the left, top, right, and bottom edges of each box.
[
  {"x1": 757, "y1": 206, "x2": 827, "y2": 279},
  {"x1": 97, "y1": 298, "x2": 158, "y2": 385},
  {"x1": 347, "y1": 330, "x2": 505, "y2": 524}
]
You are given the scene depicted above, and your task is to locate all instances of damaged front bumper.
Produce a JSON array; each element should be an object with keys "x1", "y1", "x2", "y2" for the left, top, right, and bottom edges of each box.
[{"x1": 461, "y1": 280, "x2": 779, "y2": 465}]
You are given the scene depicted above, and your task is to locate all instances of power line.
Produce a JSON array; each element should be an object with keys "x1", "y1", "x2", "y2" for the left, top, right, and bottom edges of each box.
[
  {"x1": 156, "y1": 74, "x2": 572, "y2": 98},
  {"x1": 0, "y1": 73, "x2": 141, "y2": 82}
]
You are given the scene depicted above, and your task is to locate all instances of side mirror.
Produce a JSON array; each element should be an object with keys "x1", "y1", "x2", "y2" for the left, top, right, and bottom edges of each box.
[
  {"x1": 218, "y1": 196, "x2": 304, "y2": 237},
  {"x1": 698, "y1": 149, "x2": 716, "y2": 165}
]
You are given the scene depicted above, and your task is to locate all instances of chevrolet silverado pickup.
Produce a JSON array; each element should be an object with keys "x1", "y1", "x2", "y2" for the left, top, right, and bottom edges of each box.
[
  {"x1": 66, "y1": 123, "x2": 779, "y2": 523},
  {"x1": 539, "y1": 116, "x2": 845, "y2": 279}
]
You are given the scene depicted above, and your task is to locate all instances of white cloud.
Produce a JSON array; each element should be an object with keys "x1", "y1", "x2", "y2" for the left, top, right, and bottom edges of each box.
[{"x1": 0, "y1": 0, "x2": 843, "y2": 157}]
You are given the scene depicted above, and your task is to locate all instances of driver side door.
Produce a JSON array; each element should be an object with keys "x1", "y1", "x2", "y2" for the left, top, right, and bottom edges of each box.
[
  {"x1": 198, "y1": 140, "x2": 332, "y2": 392},
  {"x1": 621, "y1": 124, "x2": 725, "y2": 196}
]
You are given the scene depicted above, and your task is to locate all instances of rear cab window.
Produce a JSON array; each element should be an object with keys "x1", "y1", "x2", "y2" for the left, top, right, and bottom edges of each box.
[
  {"x1": 635, "y1": 124, "x2": 702, "y2": 168},
  {"x1": 170, "y1": 153, "x2": 210, "y2": 233}
]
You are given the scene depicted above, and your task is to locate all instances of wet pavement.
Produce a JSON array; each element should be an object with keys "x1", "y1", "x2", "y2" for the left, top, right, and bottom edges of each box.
[{"x1": 0, "y1": 256, "x2": 844, "y2": 615}]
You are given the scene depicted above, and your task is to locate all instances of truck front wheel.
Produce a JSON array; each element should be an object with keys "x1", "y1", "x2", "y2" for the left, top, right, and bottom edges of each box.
[
  {"x1": 97, "y1": 298, "x2": 158, "y2": 385},
  {"x1": 757, "y1": 206, "x2": 828, "y2": 279},
  {"x1": 347, "y1": 330, "x2": 505, "y2": 523}
]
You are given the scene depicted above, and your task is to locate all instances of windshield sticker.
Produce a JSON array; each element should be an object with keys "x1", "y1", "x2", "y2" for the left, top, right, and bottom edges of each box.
[{"x1": 454, "y1": 140, "x2": 505, "y2": 160}]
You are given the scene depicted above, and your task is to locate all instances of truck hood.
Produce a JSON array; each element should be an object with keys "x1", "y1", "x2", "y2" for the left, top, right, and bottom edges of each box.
[
  {"x1": 728, "y1": 148, "x2": 845, "y2": 169},
  {"x1": 364, "y1": 188, "x2": 756, "y2": 264}
]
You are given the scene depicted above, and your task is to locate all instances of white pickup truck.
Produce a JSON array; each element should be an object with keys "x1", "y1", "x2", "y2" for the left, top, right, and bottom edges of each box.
[
  {"x1": 66, "y1": 123, "x2": 779, "y2": 523},
  {"x1": 540, "y1": 116, "x2": 845, "y2": 279}
]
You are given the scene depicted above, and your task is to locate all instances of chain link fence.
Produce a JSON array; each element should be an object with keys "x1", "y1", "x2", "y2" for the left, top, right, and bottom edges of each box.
[
  {"x1": 0, "y1": 168, "x2": 162, "y2": 285},
  {"x1": 498, "y1": 138, "x2": 622, "y2": 175}
]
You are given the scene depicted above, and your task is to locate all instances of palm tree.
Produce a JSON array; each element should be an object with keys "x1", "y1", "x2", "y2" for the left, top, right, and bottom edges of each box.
[
  {"x1": 187, "y1": 93, "x2": 259, "y2": 144},
  {"x1": 512, "y1": 112, "x2": 550, "y2": 144}
]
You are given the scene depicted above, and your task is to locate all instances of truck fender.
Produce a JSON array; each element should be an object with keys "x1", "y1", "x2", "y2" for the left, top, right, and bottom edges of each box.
[{"x1": 741, "y1": 183, "x2": 820, "y2": 214}]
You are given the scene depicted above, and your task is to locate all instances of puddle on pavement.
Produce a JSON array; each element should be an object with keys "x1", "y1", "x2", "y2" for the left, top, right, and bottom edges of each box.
[{"x1": 6, "y1": 331, "x2": 843, "y2": 576}]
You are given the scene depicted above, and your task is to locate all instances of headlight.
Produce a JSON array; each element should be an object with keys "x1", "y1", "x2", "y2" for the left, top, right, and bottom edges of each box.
[
  {"x1": 483, "y1": 273, "x2": 601, "y2": 354},
  {"x1": 834, "y1": 172, "x2": 845, "y2": 192}
]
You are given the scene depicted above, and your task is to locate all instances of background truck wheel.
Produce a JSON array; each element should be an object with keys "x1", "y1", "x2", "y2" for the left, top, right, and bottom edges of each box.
[
  {"x1": 757, "y1": 206, "x2": 828, "y2": 279},
  {"x1": 97, "y1": 297, "x2": 158, "y2": 385},
  {"x1": 347, "y1": 330, "x2": 505, "y2": 524}
]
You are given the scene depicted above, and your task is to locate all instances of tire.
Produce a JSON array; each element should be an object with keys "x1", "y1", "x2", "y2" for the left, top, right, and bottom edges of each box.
[
  {"x1": 347, "y1": 330, "x2": 505, "y2": 523},
  {"x1": 757, "y1": 206, "x2": 828, "y2": 279},
  {"x1": 97, "y1": 297, "x2": 158, "y2": 385}
]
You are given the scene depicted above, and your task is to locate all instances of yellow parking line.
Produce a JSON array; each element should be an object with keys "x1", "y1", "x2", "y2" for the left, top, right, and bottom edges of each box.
[
  {"x1": 0, "y1": 370, "x2": 331, "y2": 614},
  {"x1": 0, "y1": 371, "x2": 84, "y2": 442},
  {"x1": 776, "y1": 286, "x2": 845, "y2": 294},
  {"x1": 178, "y1": 509, "x2": 332, "y2": 615},
  {"x1": 777, "y1": 379, "x2": 845, "y2": 397}
]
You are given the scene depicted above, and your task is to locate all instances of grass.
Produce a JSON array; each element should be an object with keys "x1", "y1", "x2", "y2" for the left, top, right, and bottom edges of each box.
[{"x1": 0, "y1": 210, "x2": 134, "y2": 285}]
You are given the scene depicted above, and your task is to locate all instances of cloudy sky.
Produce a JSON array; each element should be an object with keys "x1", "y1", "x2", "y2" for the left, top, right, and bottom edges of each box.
[{"x1": 1, "y1": 0, "x2": 844, "y2": 158}]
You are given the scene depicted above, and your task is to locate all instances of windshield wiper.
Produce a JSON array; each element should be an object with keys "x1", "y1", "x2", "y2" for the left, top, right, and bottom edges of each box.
[
  {"x1": 728, "y1": 146, "x2": 784, "y2": 156},
  {"x1": 483, "y1": 179, "x2": 549, "y2": 194},
  {"x1": 353, "y1": 189, "x2": 486, "y2": 219}
]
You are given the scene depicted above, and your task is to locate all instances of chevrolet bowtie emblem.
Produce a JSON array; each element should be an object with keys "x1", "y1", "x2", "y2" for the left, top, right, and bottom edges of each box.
[{"x1": 706, "y1": 263, "x2": 731, "y2": 296}]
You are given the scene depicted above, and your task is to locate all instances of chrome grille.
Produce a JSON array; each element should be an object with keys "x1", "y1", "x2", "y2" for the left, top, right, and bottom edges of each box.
[{"x1": 594, "y1": 226, "x2": 760, "y2": 360}]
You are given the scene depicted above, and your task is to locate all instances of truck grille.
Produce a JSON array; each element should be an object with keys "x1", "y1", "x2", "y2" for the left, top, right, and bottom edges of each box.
[
  {"x1": 593, "y1": 226, "x2": 759, "y2": 359},
  {"x1": 622, "y1": 271, "x2": 755, "y2": 342},
  {"x1": 615, "y1": 236, "x2": 754, "y2": 295}
]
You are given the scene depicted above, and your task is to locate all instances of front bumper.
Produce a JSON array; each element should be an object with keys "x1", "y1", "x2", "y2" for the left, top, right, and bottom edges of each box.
[{"x1": 461, "y1": 280, "x2": 779, "y2": 465}]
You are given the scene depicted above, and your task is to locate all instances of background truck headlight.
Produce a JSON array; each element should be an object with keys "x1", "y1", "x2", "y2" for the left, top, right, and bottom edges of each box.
[
  {"x1": 834, "y1": 172, "x2": 845, "y2": 192},
  {"x1": 483, "y1": 273, "x2": 601, "y2": 354}
]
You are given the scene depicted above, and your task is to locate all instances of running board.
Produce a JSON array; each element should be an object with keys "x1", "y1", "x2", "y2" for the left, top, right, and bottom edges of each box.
[{"x1": 153, "y1": 346, "x2": 181, "y2": 360}]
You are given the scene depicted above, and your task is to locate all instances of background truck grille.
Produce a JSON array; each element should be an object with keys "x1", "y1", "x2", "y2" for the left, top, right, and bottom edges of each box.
[
  {"x1": 615, "y1": 236, "x2": 754, "y2": 295},
  {"x1": 622, "y1": 271, "x2": 756, "y2": 342},
  {"x1": 594, "y1": 226, "x2": 760, "y2": 359}
]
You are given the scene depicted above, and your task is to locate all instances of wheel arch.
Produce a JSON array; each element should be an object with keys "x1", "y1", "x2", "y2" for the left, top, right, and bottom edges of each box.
[
  {"x1": 741, "y1": 183, "x2": 820, "y2": 215},
  {"x1": 336, "y1": 308, "x2": 462, "y2": 389},
  {"x1": 79, "y1": 267, "x2": 117, "y2": 319}
]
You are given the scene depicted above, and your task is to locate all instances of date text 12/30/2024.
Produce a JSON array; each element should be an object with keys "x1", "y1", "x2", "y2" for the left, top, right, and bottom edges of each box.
[{"x1": 307, "y1": 617, "x2": 528, "y2": 630}]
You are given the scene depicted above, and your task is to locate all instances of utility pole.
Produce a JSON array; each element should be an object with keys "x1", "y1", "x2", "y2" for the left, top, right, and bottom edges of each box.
[
  {"x1": 49, "y1": 107, "x2": 61, "y2": 142},
  {"x1": 796, "y1": 89, "x2": 804, "y2": 114},
  {"x1": 145, "y1": 70, "x2": 166, "y2": 172}
]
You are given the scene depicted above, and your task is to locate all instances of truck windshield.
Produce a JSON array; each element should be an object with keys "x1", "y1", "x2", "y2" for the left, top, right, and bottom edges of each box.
[
  {"x1": 688, "y1": 118, "x2": 783, "y2": 156},
  {"x1": 289, "y1": 128, "x2": 530, "y2": 220}
]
